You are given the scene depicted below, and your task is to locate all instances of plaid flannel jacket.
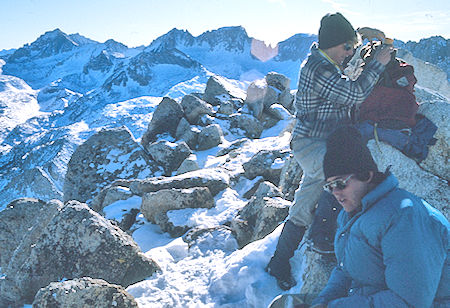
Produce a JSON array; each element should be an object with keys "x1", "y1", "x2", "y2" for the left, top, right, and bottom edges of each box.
[{"x1": 293, "y1": 44, "x2": 385, "y2": 139}]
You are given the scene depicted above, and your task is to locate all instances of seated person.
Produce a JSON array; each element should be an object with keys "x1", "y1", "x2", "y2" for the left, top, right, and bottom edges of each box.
[
  {"x1": 268, "y1": 126, "x2": 449, "y2": 308},
  {"x1": 312, "y1": 126, "x2": 449, "y2": 307}
]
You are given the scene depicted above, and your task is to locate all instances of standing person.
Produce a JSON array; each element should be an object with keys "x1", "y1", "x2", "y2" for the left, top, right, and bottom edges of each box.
[
  {"x1": 266, "y1": 12, "x2": 392, "y2": 290},
  {"x1": 267, "y1": 126, "x2": 449, "y2": 308}
]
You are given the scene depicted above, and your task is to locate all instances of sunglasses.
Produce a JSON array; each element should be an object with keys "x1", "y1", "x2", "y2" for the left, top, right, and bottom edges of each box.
[
  {"x1": 343, "y1": 43, "x2": 354, "y2": 51},
  {"x1": 323, "y1": 174, "x2": 353, "y2": 193}
]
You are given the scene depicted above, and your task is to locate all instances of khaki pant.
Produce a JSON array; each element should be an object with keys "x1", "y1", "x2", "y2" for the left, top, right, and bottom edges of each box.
[{"x1": 288, "y1": 137, "x2": 327, "y2": 228}]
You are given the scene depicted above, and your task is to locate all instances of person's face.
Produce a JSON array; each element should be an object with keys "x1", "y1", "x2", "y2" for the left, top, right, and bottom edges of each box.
[
  {"x1": 324, "y1": 173, "x2": 372, "y2": 212},
  {"x1": 325, "y1": 42, "x2": 355, "y2": 65}
]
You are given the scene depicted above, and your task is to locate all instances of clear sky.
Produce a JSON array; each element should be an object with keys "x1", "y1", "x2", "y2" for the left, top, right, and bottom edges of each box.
[{"x1": 1, "y1": 0, "x2": 449, "y2": 51}]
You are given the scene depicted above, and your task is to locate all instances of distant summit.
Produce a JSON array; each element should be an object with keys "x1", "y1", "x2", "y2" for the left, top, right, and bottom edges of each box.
[{"x1": 9, "y1": 29, "x2": 78, "y2": 62}]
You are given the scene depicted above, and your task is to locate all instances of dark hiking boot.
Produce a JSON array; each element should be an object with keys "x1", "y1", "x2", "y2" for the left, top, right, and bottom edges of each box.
[{"x1": 266, "y1": 261, "x2": 297, "y2": 290}]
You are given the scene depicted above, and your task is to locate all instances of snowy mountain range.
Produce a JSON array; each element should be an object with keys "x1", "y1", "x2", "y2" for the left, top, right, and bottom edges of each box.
[{"x1": 0, "y1": 26, "x2": 448, "y2": 209}]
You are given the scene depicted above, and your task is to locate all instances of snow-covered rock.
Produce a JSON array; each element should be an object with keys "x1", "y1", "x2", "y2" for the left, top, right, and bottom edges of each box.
[
  {"x1": 176, "y1": 156, "x2": 200, "y2": 175},
  {"x1": 230, "y1": 113, "x2": 264, "y2": 139},
  {"x1": 142, "y1": 187, "x2": 215, "y2": 236},
  {"x1": 147, "y1": 140, "x2": 192, "y2": 176}
]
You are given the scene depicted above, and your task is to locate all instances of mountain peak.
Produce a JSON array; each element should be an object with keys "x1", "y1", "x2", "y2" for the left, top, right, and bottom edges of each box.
[
  {"x1": 146, "y1": 28, "x2": 195, "y2": 52},
  {"x1": 197, "y1": 26, "x2": 250, "y2": 52},
  {"x1": 7, "y1": 28, "x2": 79, "y2": 63},
  {"x1": 104, "y1": 39, "x2": 128, "y2": 52}
]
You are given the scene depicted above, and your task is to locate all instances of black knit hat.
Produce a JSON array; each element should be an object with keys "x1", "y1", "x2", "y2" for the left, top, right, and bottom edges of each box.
[
  {"x1": 318, "y1": 12, "x2": 356, "y2": 49},
  {"x1": 323, "y1": 126, "x2": 378, "y2": 179}
]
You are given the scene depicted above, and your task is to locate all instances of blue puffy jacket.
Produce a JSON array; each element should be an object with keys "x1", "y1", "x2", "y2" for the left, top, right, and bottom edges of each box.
[{"x1": 312, "y1": 174, "x2": 449, "y2": 307}]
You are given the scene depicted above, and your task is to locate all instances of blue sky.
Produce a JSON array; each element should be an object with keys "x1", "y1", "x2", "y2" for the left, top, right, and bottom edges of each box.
[{"x1": 1, "y1": 0, "x2": 449, "y2": 50}]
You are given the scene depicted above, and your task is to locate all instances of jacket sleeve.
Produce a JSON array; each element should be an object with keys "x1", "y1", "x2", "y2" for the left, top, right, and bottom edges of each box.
[
  {"x1": 327, "y1": 200, "x2": 448, "y2": 308},
  {"x1": 310, "y1": 267, "x2": 352, "y2": 306},
  {"x1": 314, "y1": 60, "x2": 385, "y2": 106}
]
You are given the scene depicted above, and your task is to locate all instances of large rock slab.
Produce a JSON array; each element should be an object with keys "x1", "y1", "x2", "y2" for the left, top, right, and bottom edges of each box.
[
  {"x1": 299, "y1": 251, "x2": 336, "y2": 300},
  {"x1": 32, "y1": 277, "x2": 138, "y2": 308},
  {"x1": 175, "y1": 117, "x2": 199, "y2": 149},
  {"x1": 397, "y1": 49, "x2": 450, "y2": 99},
  {"x1": 279, "y1": 155, "x2": 303, "y2": 202},
  {"x1": 0, "y1": 201, "x2": 160, "y2": 306},
  {"x1": 265, "y1": 72, "x2": 290, "y2": 92},
  {"x1": 197, "y1": 124, "x2": 223, "y2": 150},
  {"x1": 245, "y1": 79, "x2": 278, "y2": 119},
  {"x1": 63, "y1": 126, "x2": 154, "y2": 204},
  {"x1": 368, "y1": 140, "x2": 450, "y2": 219}
]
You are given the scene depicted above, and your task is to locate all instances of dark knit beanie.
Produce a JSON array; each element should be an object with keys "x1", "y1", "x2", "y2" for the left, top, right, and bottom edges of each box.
[
  {"x1": 318, "y1": 12, "x2": 356, "y2": 49},
  {"x1": 323, "y1": 126, "x2": 378, "y2": 179}
]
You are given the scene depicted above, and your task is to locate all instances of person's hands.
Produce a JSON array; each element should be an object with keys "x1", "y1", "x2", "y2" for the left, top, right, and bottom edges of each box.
[
  {"x1": 357, "y1": 27, "x2": 386, "y2": 42},
  {"x1": 374, "y1": 44, "x2": 393, "y2": 65}
]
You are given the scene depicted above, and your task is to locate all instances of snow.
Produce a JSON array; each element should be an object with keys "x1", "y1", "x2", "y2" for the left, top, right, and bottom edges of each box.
[
  {"x1": 124, "y1": 217, "x2": 307, "y2": 308},
  {"x1": 0, "y1": 75, "x2": 41, "y2": 144},
  {"x1": 104, "y1": 195, "x2": 140, "y2": 222}
]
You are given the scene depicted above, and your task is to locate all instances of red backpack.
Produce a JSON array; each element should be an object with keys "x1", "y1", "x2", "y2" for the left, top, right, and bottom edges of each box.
[{"x1": 358, "y1": 43, "x2": 419, "y2": 128}]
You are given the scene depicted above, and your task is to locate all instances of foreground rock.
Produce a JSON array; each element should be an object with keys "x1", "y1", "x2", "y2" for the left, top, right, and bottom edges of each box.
[
  {"x1": 33, "y1": 277, "x2": 138, "y2": 308},
  {"x1": 63, "y1": 126, "x2": 155, "y2": 204},
  {"x1": 0, "y1": 198, "x2": 63, "y2": 269},
  {"x1": 0, "y1": 200, "x2": 160, "y2": 306}
]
